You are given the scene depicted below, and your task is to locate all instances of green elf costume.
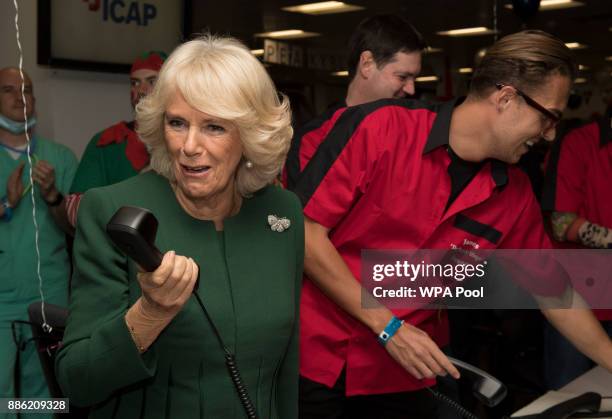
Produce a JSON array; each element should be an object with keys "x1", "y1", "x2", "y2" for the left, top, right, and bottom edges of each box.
[{"x1": 66, "y1": 52, "x2": 166, "y2": 225}]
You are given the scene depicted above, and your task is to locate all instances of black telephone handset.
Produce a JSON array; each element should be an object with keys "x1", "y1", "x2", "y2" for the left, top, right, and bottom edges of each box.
[
  {"x1": 511, "y1": 392, "x2": 602, "y2": 419},
  {"x1": 432, "y1": 359, "x2": 604, "y2": 419},
  {"x1": 106, "y1": 206, "x2": 163, "y2": 272},
  {"x1": 427, "y1": 356, "x2": 508, "y2": 419},
  {"x1": 448, "y1": 356, "x2": 508, "y2": 407},
  {"x1": 105, "y1": 206, "x2": 256, "y2": 419},
  {"x1": 106, "y1": 206, "x2": 199, "y2": 290}
]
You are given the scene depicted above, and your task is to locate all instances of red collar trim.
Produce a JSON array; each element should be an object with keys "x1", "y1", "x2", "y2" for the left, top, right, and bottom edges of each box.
[{"x1": 96, "y1": 121, "x2": 149, "y2": 171}]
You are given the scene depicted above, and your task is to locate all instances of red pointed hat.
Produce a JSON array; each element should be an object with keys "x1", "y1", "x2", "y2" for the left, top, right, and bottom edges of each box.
[{"x1": 130, "y1": 51, "x2": 167, "y2": 74}]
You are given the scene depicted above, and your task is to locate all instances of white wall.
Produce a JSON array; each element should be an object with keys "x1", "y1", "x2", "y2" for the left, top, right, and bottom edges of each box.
[{"x1": 0, "y1": 0, "x2": 133, "y2": 158}]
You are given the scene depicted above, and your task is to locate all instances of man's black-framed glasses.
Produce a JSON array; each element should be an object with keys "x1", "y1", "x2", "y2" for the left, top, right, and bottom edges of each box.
[{"x1": 496, "y1": 83, "x2": 561, "y2": 130}]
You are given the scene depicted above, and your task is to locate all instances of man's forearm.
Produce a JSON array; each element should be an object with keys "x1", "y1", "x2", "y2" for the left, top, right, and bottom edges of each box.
[
  {"x1": 47, "y1": 200, "x2": 75, "y2": 236},
  {"x1": 550, "y1": 211, "x2": 578, "y2": 241},
  {"x1": 304, "y1": 218, "x2": 393, "y2": 333},
  {"x1": 551, "y1": 211, "x2": 612, "y2": 248},
  {"x1": 304, "y1": 217, "x2": 459, "y2": 379},
  {"x1": 541, "y1": 292, "x2": 612, "y2": 372}
]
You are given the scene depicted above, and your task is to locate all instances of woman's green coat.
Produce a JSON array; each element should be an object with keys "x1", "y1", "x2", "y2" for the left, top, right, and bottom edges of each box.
[{"x1": 56, "y1": 171, "x2": 304, "y2": 418}]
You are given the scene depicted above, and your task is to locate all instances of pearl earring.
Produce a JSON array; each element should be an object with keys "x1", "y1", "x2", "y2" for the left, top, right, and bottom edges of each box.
[{"x1": 245, "y1": 160, "x2": 253, "y2": 169}]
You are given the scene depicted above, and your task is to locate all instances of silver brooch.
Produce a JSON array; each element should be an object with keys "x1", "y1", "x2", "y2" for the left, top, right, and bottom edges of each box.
[{"x1": 268, "y1": 215, "x2": 291, "y2": 232}]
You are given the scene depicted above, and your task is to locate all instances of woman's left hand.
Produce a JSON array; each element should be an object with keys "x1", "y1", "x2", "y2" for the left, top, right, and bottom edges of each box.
[{"x1": 136, "y1": 251, "x2": 199, "y2": 319}]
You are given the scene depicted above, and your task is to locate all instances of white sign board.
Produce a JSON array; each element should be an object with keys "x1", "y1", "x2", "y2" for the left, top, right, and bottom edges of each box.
[{"x1": 46, "y1": 0, "x2": 183, "y2": 67}]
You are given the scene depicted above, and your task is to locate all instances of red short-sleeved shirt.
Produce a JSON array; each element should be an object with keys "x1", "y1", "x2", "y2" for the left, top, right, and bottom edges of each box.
[
  {"x1": 543, "y1": 117, "x2": 612, "y2": 320},
  {"x1": 283, "y1": 102, "x2": 344, "y2": 189},
  {"x1": 293, "y1": 99, "x2": 565, "y2": 396}
]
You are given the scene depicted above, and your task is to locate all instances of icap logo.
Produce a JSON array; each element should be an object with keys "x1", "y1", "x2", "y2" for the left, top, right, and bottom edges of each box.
[{"x1": 82, "y1": 0, "x2": 157, "y2": 26}]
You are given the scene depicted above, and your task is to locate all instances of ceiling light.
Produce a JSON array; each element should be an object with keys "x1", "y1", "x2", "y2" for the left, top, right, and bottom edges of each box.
[
  {"x1": 540, "y1": 0, "x2": 584, "y2": 9},
  {"x1": 565, "y1": 42, "x2": 587, "y2": 49},
  {"x1": 574, "y1": 77, "x2": 587, "y2": 84},
  {"x1": 331, "y1": 70, "x2": 349, "y2": 76},
  {"x1": 437, "y1": 27, "x2": 496, "y2": 37},
  {"x1": 505, "y1": 0, "x2": 584, "y2": 11},
  {"x1": 416, "y1": 76, "x2": 439, "y2": 82},
  {"x1": 458, "y1": 67, "x2": 473, "y2": 74},
  {"x1": 282, "y1": 1, "x2": 364, "y2": 15},
  {"x1": 251, "y1": 49, "x2": 264, "y2": 57},
  {"x1": 578, "y1": 64, "x2": 589, "y2": 71},
  {"x1": 254, "y1": 29, "x2": 320, "y2": 40},
  {"x1": 423, "y1": 47, "x2": 443, "y2": 54}
]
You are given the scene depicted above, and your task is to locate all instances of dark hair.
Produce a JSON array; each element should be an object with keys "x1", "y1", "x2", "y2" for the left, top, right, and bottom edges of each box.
[
  {"x1": 469, "y1": 30, "x2": 577, "y2": 97},
  {"x1": 347, "y1": 14, "x2": 426, "y2": 78},
  {"x1": 284, "y1": 90, "x2": 315, "y2": 130}
]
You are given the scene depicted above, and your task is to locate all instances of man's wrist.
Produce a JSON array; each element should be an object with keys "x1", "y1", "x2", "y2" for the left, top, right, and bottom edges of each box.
[
  {"x1": 7, "y1": 196, "x2": 18, "y2": 208},
  {"x1": 366, "y1": 311, "x2": 394, "y2": 335},
  {"x1": 377, "y1": 316, "x2": 404, "y2": 346},
  {"x1": 44, "y1": 189, "x2": 64, "y2": 207},
  {"x1": 1, "y1": 197, "x2": 13, "y2": 221},
  {"x1": 551, "y1": 211, "x2": 578, "y2": 241}
]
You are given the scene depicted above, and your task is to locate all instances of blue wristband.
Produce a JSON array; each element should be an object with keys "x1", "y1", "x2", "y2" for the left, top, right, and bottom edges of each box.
[
  {"x1": 377, "y1": 316, "x2": 404, "y2": 346},
  {"x1": 1, "y1": 197, "x2": 13, "y2": 222}
]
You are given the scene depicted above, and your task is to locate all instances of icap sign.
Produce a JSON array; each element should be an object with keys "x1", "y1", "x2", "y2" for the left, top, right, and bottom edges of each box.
[{"x1": 93, "y1": 0, "x2": 157, "y2": 26}]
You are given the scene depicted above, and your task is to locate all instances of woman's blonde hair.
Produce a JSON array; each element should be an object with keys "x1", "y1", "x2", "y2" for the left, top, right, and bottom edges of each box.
[{"x1": 136, "y1": 34, "x2": 293, "y2": 196}]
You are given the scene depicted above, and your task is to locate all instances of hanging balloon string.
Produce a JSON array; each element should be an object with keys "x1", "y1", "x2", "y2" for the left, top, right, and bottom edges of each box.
[
  {"x1": 12, "y1": 0, "x2": 51, "y2": 333},
  {"x1": 493, "y1": 0, "x2": 499, "y2": 42}
]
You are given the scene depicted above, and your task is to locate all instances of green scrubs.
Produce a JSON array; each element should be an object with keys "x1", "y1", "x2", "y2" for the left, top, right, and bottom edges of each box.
[{"x1": 0, "y1": 136, "x2": 77, "y2": 418}]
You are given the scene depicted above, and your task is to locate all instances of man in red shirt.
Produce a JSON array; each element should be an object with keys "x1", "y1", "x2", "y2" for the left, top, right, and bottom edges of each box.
[
  {"x1": 294, "y1": 30, "x2": 612, "y2": 418},
  {"x1": 542, "y1": 93, "x2": 612, "y2": 388},
  {"x1": 283, "y1": 14, "x2": 425, "y2": 189}
]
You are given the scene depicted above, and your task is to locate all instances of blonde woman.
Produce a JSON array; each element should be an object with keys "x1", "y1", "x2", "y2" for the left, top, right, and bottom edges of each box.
[{"x1": 56, "y1": 35, "x2": 302, "y2": 419}]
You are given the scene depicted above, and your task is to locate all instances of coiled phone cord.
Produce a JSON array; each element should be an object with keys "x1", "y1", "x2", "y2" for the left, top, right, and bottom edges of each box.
[
  {"x1": 427, "y1": 387, "x2": 480, "y2": 419},
  {"x1": 193, "y1": 292, "x2": 258, "y2": 419}
]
